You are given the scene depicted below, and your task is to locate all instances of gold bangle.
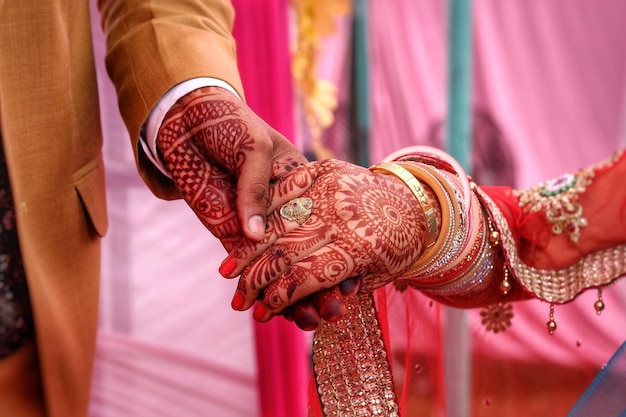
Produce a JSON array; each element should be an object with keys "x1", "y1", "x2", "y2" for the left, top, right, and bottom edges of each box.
[
  {"x1": 396, "y1": 161, "x2": 460, "y2": 274},
  {"x1": 369, "y1": 162, "x2": 438, "y2": 246}
]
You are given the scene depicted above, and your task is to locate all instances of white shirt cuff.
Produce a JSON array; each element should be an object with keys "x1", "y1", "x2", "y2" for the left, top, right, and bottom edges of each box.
[{"x1": 140, "y1": 78, "x2": 241, "y2": 177}]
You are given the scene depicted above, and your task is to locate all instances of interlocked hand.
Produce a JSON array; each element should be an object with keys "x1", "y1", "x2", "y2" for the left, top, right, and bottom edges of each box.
[
  {"x1": 226, "y1": 159, "x2": 428, "y2": 324},
  {"x1": 156, "y1": 86, "x2": 348, "y2": 327}
]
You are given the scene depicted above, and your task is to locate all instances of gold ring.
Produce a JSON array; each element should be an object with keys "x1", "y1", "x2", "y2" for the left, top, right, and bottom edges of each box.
[{"x1": 280, "y1": 197, "x2": 313, "y2": 225}]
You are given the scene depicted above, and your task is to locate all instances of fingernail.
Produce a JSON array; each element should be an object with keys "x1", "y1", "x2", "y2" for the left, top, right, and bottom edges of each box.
[
  {"x1": 253, "y1": 303, "x2": 268, "y2": 321},
  {"x1": 219, "y1": 255, "x2": 237, "y2": 277},
  {"x1": 282, "y1": 309, "x2": 294, "y2": 322},
  {"x1": 247, "y1": 215, "x2": 265, "y2": 239},
  {"x1": 320, "y1": 300, "x2": 346, "y2": 323},
  {"x1": 339, "y1": 278, "x2": 359, "y2": 296},
  {"x1": 294, "y1": 312, "x2": 320, "y2": 331},
  {"x1": 231, "y1": 292, "x2": 245, "y2": 310}
]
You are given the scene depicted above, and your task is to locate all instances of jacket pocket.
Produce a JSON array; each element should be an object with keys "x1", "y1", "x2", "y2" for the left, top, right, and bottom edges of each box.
[{"x1": 74, "y1": 155, "x2": 108, "y2": 237}]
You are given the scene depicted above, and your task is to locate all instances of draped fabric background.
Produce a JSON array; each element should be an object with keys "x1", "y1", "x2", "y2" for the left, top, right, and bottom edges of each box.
[{"x1": 88, "y1": 0, "x2": 626, "y2": 416}]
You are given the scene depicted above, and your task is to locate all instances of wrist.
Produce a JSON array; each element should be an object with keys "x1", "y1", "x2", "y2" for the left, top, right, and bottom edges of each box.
[{"x1": 369, "y1": 162, "x2": 440, "y2": 247}]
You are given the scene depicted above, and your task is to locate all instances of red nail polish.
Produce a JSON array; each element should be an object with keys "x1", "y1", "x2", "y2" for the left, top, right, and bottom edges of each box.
[
  {"x1": 219, "y1": 255, "x2": 237, "y2": 277},
  {"x1": 231, "y1": 292, "x2": 245, "y2": 310},
  {"x1": 253, "y1": 303, "x2": 267, "y2": 321}
]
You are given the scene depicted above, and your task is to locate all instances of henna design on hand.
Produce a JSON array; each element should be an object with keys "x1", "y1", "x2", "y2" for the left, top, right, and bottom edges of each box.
[
  {"x1": 160, "y1": 87, "x2": 265, "y2": 173},
  {"x1": 158, "y1": 116, "x2": 240, "y2": 245},
  {"x1": 218, "y1": 163, "x2": 321, "y2": 266},
  {"x1": 156, "y1": 86, "x2": 306, "y2": 248},
  {"x1": 234, "y1": 159, "x2": 428, "y2": 316}
]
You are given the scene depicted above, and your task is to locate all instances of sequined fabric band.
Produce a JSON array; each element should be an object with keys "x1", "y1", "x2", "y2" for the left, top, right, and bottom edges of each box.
[
  {"x1": 312, "y1": 293, "x2": 399, "y2": 417},
  {"x1": 476, "y1": 187, "x2": 626, "y2": 303}
]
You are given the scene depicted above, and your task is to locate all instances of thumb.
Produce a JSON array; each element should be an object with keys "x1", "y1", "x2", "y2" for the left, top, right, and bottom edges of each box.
[
  {"x1": 269, "y1": 128, "x2": 308, "y2": 180},
  {"x1": 236, "y1": 141, "x2": 272, "y2": 242},
  {"x1": 237, "y1": 128, "x2": 306, "y2": 241}
]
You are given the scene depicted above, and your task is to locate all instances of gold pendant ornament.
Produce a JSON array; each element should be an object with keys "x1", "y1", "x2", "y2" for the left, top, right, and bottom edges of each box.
[
  {"x1": 546, "y1": 304, "x2": 557, "y2": 335},
  {"x1": 594, "y1": 288, "x2": 605, "y2": 315}
]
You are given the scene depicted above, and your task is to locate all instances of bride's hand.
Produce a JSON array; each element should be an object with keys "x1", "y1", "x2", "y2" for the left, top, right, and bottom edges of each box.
[{"x1": 224, "y1": 159, "x2": 428, "y2": 323}]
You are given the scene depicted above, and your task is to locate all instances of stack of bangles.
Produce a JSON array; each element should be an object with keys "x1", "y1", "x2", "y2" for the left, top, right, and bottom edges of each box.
[{"x1": 369, "y1": 149, "x2": 498, "y2": 298}]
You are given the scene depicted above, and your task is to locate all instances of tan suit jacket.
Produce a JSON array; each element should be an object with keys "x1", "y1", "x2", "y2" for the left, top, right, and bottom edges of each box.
[{"x1": 0, "y1": 1, "x2": 243, "y2": 416}]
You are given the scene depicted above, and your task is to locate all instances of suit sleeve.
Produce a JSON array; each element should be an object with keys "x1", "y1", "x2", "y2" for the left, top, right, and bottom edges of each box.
[{"x1": 97, "y1": 0, "x2": 244, "y2": 198}]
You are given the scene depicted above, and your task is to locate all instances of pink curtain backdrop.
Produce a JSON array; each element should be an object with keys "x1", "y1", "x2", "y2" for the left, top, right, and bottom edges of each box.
[{"x1": 89, "y1": 1, "x2": 307, "y2": 416}]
